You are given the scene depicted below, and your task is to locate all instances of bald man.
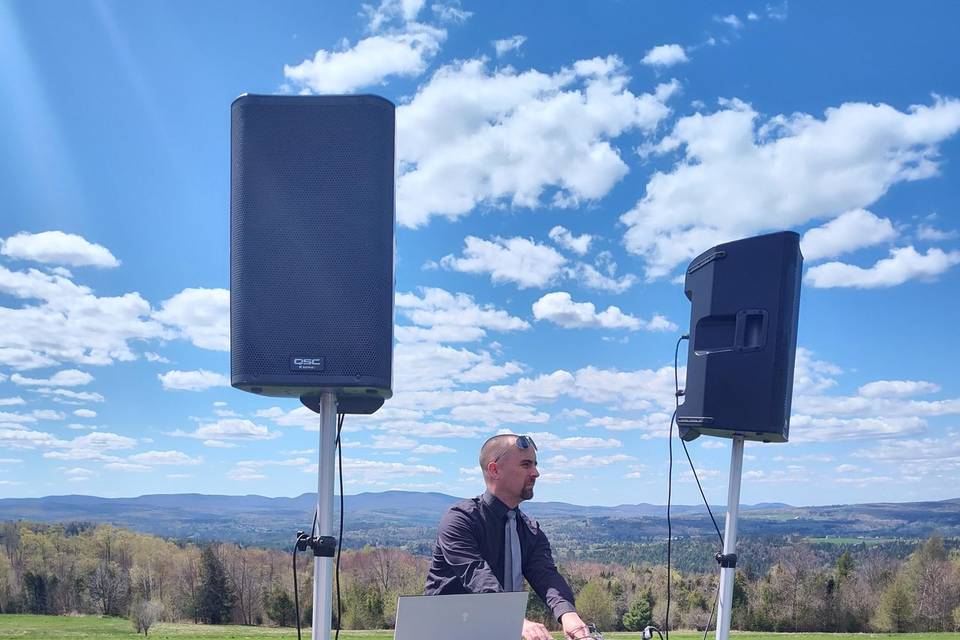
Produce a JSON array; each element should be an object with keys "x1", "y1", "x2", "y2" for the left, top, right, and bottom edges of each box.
[{"x1": 424, "y1": 434, "x2": 589, "y2": 640}]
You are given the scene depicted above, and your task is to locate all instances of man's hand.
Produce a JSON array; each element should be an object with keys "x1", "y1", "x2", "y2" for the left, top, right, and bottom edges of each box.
[
  {"x1": 521, "y1": 618, "x2": 553, "y2": 640},
  {"x1": 560, "y1": 611, "x2": 590, "y2": 639}
]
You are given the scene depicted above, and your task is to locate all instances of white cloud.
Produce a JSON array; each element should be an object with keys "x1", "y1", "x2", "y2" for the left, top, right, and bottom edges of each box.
[
  {"x1": 441, "y1": 236, "x2": 567, "y2": 288},
  {"x1": 42, "y1": 431, "x2": 138, "y2": 461},
  {"x1": 128, "y1": 450, "x2": 203, "y2": 466},
  {"x1": 35, "y1": 388, "x2": 105, "y2": 403},
  {"x1": 395, "y1": 287, "x2": 529, "y2": 343},
  {"x1": 70, "y1": 432, "x2": 138, "y2": 450},
  {"x1": 566, "y1": 258, "x2": 638, "y2": 293},
  {"x1": 700, "y1": 440, "x2": 727, "y2": 449},
  {"x1": 717, "y1": 14, "x2": 743, "y2": 28},
  {"x1": 800, "y1": 209, "x2": 896, "y2": 262},
  {"x1": 32, "y1": 409, "x2": 65, "y2": 421},
  {"x1": 0, "y1": 397, "x2": 25, "y2": 406},
  {"x1": 790, "y1": 415, "x2": 927, "y2": 442},
  {"x1": 621, "y1": 97, "x2": 960, "y2": 278},
  {"x1": 236, "y1": 457, "x2": 310, "y2": 469},
  {"x1": 858, "y1": 380, "x2": 941, "y2": 398},
  {"x1": 395, "y1": 342, "x2": 523, "y2": 392},
  {"x1": 0, "y1": 411, "x2": 36, "y2": 423},
  {"x1": 284, "y1": 23, "x2": 445, "y2": 94},
  {"x1": 154, "y1": 288, "x2": 229, "y2": 351},
  {"x1": 11, "y1": 369, "x2": 93, "y2": 387},
  {"x1": 1, "y1": 231, "x2": 119, "y2": 268},
  {"x1": 412, "y1": 443, "x2": 456, "y2": 454},
  {"x1": 766, "y1": 2, "x2": 789, "y2": 21},
  {"x1": 73, "y1": 409, "x2": 97, "y2": 418},
  {"x1": 916, "y1": 224, "x2": 957, "y2": 241},
  {"x1": 66, "y1": 423, "x2": 98, "y2": 431},
  {"x1": 587, "y1": 413, "x2": 672, "y2": 434},
  {"x1": 431, "y1": 2, "x2": 471, "y2": 24},
  {"x1": 0, "y1": 266, "x2": 169, "y2": 369},
  {"x1": 532, "y1": 292, "x2": 677, "y2": 332},
  {"x1": 805, "y1": 245, "x2": 960, "y2": 288},
  {"x1": 548, "y1": 226, "x2": 593, "y2": 255},
  {"x1": 363, "y1": 0, "x2": 428, "y2": 31},
  {"x1": 169, "y1": 418, "x2": 279, "y2": 442},
  {"x1": 158, "y1": 369, "x2": 230, "y2": 392},
  {"x1": 0, "y1": 426, "x2": 66, "y2": 450},
  {"x1": 227, "y1": 467, "x2": 266, "y2": 481},
  {"x1": 61, "y1": 466, "x2": 94, "y2": 478},
  {"x1": 493, "y1": 35, "x2": 526, "y2": 57},
  {"x1": 448, "y1": 402, "x2": 549, "y2": 425},
  {"x1": 835, "y1": 464, "x2": 865, "y2": 473},
  {"x1": 546, "y1": 453, "x2": 634, "y2": 468},
  {"x1": 104, "y1": 462, "x2": 152, "y2": 472},
  {"x1": 528, "y1": 432, "x2": 622, "y2": 451},
  {"x1": 144, "y1": 352, "x2": 169, "y2": 363},
  {"x1": 326, "y1": 457, "x2": 443, "y2": 483},
  {"x1": 641, "y1": 44, "x2": 689, "y2": 68},
  {"x1": 853, "y1": 437, "x2": 960, "y2": 462},
  {"x1": 397, "y1": 57, "x2": 677, "y2": 227}
]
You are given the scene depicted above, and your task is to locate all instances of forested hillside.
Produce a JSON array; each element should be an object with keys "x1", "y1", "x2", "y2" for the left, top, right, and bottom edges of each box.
[{"x1": 1, "y1": 521, "x2": 958, "y2": 633}]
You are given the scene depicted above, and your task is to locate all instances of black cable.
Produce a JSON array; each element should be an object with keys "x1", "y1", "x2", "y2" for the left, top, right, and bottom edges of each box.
[
  {"x1": 665, "y1": 334, "x2": 685, "y2": 639},
  {"x1": 680, "y1": 438, "x2": 724, "y2": 546},
  {"x1": 668, "y1": 334, "x2": 727, "y2": 640},
  {"x1": 293, "y1": 540, "x2": 301, "y2": 640},
  {"x1": 665, "y1": 407, "x2": 676, "y2": 640},
  {"x1": 335, "y1": 412, "x2": 345, "y2": 640}
]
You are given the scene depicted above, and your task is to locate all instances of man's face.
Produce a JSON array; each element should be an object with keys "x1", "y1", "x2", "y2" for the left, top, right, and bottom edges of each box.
[{"x1": 493, "y1": 445, "x2": 540, "y2": 503}]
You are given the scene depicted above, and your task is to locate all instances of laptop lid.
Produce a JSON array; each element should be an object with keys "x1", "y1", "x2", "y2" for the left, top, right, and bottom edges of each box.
[{"x1": 394, "y1": 592, "x2": 528, "y2": 640}]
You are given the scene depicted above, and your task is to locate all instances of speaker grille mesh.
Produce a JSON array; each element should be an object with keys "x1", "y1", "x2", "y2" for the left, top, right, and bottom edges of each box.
[{"x1": 230, "y1": 95, "x2": 394, "y2": 393}]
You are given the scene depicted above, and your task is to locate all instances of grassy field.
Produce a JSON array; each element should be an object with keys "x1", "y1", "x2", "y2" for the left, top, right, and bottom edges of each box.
[{"x1": 0, "y1": 615, "x2": 955, "y2": 639}]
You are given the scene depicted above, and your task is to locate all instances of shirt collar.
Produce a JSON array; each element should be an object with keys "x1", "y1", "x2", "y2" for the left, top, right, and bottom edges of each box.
[{"x1": 481, "y1": 490, "x2": 514, "y2": 518}]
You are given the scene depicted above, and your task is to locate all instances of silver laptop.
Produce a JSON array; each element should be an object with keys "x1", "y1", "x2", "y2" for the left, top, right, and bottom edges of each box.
[{"x1": 394, "y1": 592, "x2": 528, "y2": 640}]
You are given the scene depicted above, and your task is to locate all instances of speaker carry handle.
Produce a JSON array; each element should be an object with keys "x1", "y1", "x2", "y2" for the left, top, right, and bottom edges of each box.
[{"x1": 733, "y1": 309, "x2": 767, "y2": 352}]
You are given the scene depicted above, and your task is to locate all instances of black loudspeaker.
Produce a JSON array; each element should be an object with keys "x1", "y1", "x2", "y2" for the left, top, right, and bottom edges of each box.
[
  {"x1": 230, "y1": 94, "x2": 395, "y2": 415},
  {"x1": 677, "y1": 231, "x2": 802, "y2": 443}
]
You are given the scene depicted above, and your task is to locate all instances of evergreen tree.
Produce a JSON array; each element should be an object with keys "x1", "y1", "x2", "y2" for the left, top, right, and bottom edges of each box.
[
  {"x1": 835, "y1": 549, "x2": 854, "y2": 582},
  {"x1": 263, "y1": 585, "x2": 296, "y2": 627},
  {"x1": 196, "y1": 546, "x2": 235, "y2": 625},
  {"x1": 622, "y1": 592, "x2": 653, "y2": 631}
]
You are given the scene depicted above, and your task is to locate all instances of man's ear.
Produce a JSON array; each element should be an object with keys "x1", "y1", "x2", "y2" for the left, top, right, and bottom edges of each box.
[{"x1": 487, "y1": 461, "x2": 499, "y2": 479}]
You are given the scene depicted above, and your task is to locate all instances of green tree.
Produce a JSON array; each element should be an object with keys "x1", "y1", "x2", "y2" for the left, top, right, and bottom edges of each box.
[
  {"x1": 263, "y1": 584, "x2": 296, "y2": 627},
  {"x1": 875, "y1": 574, "x2": 914, "y2": 632},
  {"x1": 835, "y1": 549, "x2": 854, "y2": 582},
  {"x1": 22, "y1": 571, "x2": 48, "y2": 614},
  {"x1": 196, "y1": 546, "x2": 235, "y2": 624},
  {"x1": 576, "y1": 580, "x2": 615, "y2": 632},
  {"x1": 622, "y1": 592, "x2": 653, "y2": 631}
]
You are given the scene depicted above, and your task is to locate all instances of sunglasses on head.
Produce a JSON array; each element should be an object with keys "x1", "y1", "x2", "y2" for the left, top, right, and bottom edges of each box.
[{"x1": 493, "y1": 435, "x2": 537, "y2": 462}]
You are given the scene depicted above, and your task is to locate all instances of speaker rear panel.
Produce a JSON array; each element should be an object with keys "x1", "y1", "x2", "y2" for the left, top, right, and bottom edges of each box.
[
  {"x1": 677, "y1": 231, "x2": 802, "y2": 442},
  {"x1": 230, "y1": 95, "x2": 394, "y2": 398}
]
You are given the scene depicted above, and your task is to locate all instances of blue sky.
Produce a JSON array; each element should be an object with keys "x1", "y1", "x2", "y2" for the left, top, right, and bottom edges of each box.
[{"x1": 1, "y1": 1, "x2": 959, "y2": 507}]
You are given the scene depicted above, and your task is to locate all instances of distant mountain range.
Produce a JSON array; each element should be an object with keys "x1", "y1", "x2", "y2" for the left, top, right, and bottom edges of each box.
[{"x1": 1, "y1": 492, "x2": 957, "y2": 553}]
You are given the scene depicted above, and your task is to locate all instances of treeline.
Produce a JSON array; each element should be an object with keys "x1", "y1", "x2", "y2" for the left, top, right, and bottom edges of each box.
[{"x1": 1, "y1": 521, "x2": 958, "y2": 633}]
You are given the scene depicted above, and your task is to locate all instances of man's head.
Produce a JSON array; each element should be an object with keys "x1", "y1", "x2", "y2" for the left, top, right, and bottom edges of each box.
[{"x1": 479, "y1": 434, "x2": 539, "y2": 508}]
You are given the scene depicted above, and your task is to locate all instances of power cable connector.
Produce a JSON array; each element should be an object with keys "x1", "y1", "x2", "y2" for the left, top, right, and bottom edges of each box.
[{"x1": 296, "y1": 531, "x2": 338, "y2": 557}]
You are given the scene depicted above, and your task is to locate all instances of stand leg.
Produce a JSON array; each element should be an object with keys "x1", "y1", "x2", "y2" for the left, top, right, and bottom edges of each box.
[
  {"x1": 312, "y1": 393, "x2": 337, "y2": 640},
  {"x1": 715, "y1": 436, "x2": 744, "y2": 640}
]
